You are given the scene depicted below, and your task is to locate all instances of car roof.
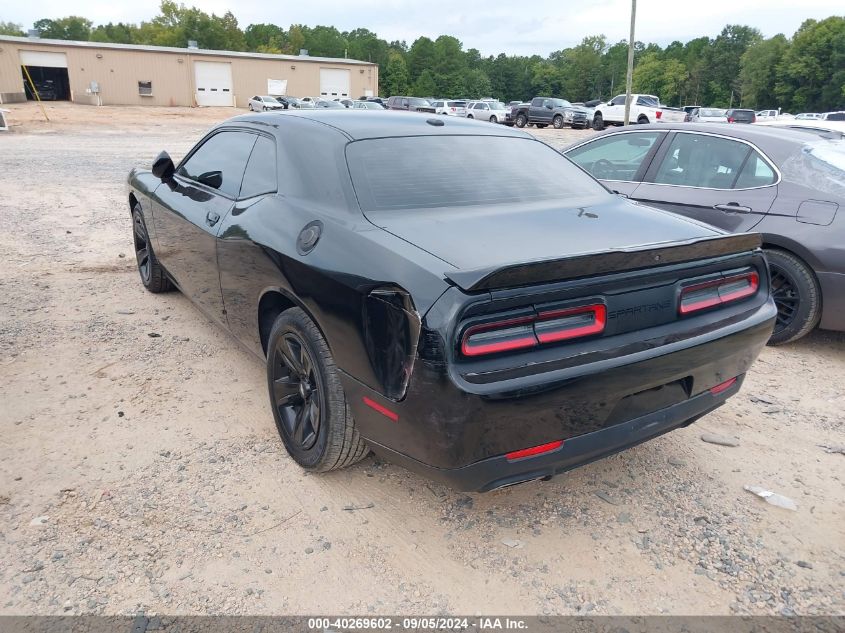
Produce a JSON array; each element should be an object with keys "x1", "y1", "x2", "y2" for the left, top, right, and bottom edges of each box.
[{"x1": 229, "y1": 110, "x2": 531, "y2": 141}]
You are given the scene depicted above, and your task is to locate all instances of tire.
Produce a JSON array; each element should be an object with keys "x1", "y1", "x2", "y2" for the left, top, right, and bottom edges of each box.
[
  {"x1": 266, "y1": 308, "x2": 369, "y2": 471},
  {"x1": 467, "y1": 114, "x2": 474, "y2": 119},
  {"x1": 515, "y1": 113, "x2": 527, "y2": 128},
  {"x1": 765, "y1": 249, "x2": 821, "y2": 345},
  {"x1": 132, "y1": 204, "x2": 171, "y2": 293},
  {"x1": 553, "y1": 115, "x2": 563, "y2": 129},
  {"x1": 248, "y1": 103, "x2": 254, "y2": 111},
  {"x1": 489, "y1": 115, "x2": 497, "y2": 123},
  {"x1": 536, "y1": 124, "x2": 547, "y2": 129},
  {"x1": 637, "y1": 115, "x2": 649, "y2": 124},
  {"x1": 593, "y1": 113, "x2": 604, "y2": 130}
]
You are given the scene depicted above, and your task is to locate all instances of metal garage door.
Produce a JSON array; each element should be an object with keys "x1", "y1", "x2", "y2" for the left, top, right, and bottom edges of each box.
[
  {"x1": 320, "y1": 68, "x2": 350, "y2": 99},
  {"x1": 20, "y1": 51, "x2": 68, "y2": 68},
  {"x1": 194, "y1": 61, "x2": 233, "y2": 106}
]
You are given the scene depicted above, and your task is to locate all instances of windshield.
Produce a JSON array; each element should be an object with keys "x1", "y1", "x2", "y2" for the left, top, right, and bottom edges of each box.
[
  {"x1": 700, "y1": 109, "x2": 726, "y2": 117},
  {"x1": 490, "y1": 102, "x2": 507, "y2": 110},
  {"x1": 346, "y1": 136, "x2": 605, "y2": 212},
  {"x1": 409, "y1": 98, "x2": 431, "y2": 107}
]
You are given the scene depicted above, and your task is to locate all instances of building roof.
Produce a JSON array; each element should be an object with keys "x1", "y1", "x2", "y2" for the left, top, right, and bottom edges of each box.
[{"x1": 0, "y1": 34, "x2": 374, "y2": 66}]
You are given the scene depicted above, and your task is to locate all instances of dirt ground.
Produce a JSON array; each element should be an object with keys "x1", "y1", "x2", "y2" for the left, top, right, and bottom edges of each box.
[{"x1": 0, "y1": 102, "x2": 843, "y2": 616}]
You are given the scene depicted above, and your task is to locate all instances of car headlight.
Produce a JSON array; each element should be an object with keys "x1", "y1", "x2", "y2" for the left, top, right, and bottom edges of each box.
[{"x1": 564, "y1": 112, "x2": 573, "y2": 120}]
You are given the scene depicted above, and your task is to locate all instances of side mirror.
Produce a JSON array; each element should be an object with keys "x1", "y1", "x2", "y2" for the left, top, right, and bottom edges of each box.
[
  {"x1": 608, "y1": 102, "x2": 614, "y2": 106},
  {"x1": 197, "y1": 170, "x2": 223, "y2": 189},
  {"x1": 152, "y1": 151, "x2": 175, "y2": 181}
]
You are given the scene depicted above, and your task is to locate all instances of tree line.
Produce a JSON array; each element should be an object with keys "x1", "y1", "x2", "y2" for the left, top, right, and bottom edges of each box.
[{"x1": 2, "y1": 3, "x2": 843, "y2": 112}]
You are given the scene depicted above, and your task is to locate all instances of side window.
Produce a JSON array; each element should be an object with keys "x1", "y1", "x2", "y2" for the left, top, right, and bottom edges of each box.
[
  {"x1": 239, "y1": 136, "x2": 277, "y2": 199},
  {"x1": 611, "y1": 95, "x2": 626, "y2": 106},
  {"x1": 734, "y1": 151, "x2": 776, "y2": 188},
  {"x1": 531, "y1": 98, "x2": 542, "y2": 107},
  {"x1": 178, "y1": 131, "x2": 256, "y2": 197},
  {"x1": 651, "y1": 133, "x2": 750, "y2": 189},
  {"x1": 401, "y1": 98, "x2": 409, "y2": 108},
  {"x1": 566, "y1": 132, "x2": 662, "y2": 181}
]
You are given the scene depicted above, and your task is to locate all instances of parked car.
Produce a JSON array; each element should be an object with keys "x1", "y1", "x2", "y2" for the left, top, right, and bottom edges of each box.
[
  {"x1": 504, "y1": 102, "x2": 529, "y2": 126},
  {"x1": 725, "y1": 109, "x2": 756, "y2": 123},
  {"x1": 683, "y1": 105, "x2": 702, "y2": 115},
  {"x1": 795, "y1": 113, "x2": 822, "y2": 120},
  {"x1": 297, "y1": 101, "x2": 316, "y2": 109},
  {"x1": 592, "y1": 94, "x2": 687, "y2": 129},
  {"x1": 464, "y1": 100, "x2": 509, "y2": 123},
  {"x1": 336, "y1": 98, "x2": 355, "y2": 108},
  {"x1": 275, "y1": 96, "x2": 303, "y2": 109},
  {"x1": 512, "y1": 97, "x2": 590, "y2": 129},
  {"x1": 352, "y1": 100, "x2": 385, "y2": 110},
  {"x1": 756, "y1": 110, "x2": 779, "y2": 120},
  {"x1": 822, "y1": 111, "x2": 845, "y2": 121},
  {"x1": 564, "y1": 123, "x2": 845, "y2": 344},
  {"x1": 689, "y1": 107, "x2": 727, "y2": 123},
  {"x1": 363, "y1": 97, "x2": 387, "y2": 107},
  {"x1": 127, "y1": 111, "x2": 774, "y2": 491},
  {"x1": 386, "y1": 96, "x2": 436, "y2": 114},
  {"x1": 314, "y1": 99, "x2": 345, "y2": 109},
  {"x1": 431, "y1": 100, "x2": 467, "y2": 116},
  {"x1": 249, "y1": 96, "x2": 285, "y2": 112}
]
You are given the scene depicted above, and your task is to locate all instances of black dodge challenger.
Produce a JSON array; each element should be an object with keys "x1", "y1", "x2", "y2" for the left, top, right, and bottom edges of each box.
[{"x1": 128, "y1": 111, "x2": 776, "y2": 491}]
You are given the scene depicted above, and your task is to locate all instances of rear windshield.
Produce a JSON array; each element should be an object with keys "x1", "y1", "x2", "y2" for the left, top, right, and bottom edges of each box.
[
  {"x1": 730, "y1": 110, "x2": 755, "y2": 120},
  {"x1": 346, "y1": 136, "x2": 606, "y2": 211},
  {"x1": 826, "y1": 112, "x2": 845, "y2": 121},
  {"x1": 448, "y1": 101, "x2": 466, "y2": 107},
  {"x1": 700, "y1": 109, "x2": 726, "y2": 117}
]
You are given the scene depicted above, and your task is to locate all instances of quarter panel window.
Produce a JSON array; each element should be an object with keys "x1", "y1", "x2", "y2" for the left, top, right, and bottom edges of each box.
[
  {"x1": 734, "y1": 151, "x2": 776, "y2": 188},
  {"x1": 178, "y1": 131, "x2": 256, "y2": 197},
  {"x1": 651, "y1": 133, "x2": 750, "y2": 189},
  {"x1": 566, "y1": 132, "x2": 662, "y2": 181},
  {"x1": 239, "y1": 136, "x2": 277, "y2": 199}
]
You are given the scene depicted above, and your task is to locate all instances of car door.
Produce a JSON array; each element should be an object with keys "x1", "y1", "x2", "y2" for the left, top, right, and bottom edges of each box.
[
  {"x1": 564, "y1": 130, "x2": 668, "y2": 197},
  {"x1": 528, "y1": 98, "x2": 543, "y2": 123},
  {"x1": 630, "y1": 131, "x2": 778, "y2": 232},
  {"x1": 603, "y1": 95, "x2": 627, "y2": 121},
  {"x1": 537, "y1": 99, "x2": 554, "y2": 124},
  {"x1": 152, "y1": 129, "x2": 257, "y2": 325}
]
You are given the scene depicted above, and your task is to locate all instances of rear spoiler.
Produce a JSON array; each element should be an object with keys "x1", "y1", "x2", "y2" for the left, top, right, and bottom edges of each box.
[{"x1": 444, "y1": 233, "x2": 762, "y2": 292}]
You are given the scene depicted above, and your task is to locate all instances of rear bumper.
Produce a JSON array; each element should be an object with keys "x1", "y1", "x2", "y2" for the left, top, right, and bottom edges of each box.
[
  {"x1": 341, "y1": 299, "x2": 775, "y2": 490},
  {"x1": 367, "y1": 376, "x2": 739, "y2": 492},
  {"x1": 818, "y1": 271, "x2": 845, "y2": 332}
]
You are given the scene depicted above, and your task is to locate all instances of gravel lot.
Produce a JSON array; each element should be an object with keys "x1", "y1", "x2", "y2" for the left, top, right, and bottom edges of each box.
[{"x1": 0, "y1": 103, "x2": 843, "y2": 616}]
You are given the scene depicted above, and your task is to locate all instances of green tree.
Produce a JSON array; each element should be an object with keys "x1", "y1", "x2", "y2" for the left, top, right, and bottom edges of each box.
[
  {"x1": 407, "y1": 36, "x2": 435, "y2": 82},
  {"x1": 704, "y1": 24, "x2": 762, "y2": 106},
  {"x1": 33, "y1": 16, "x2": 92, "y2": 40},
  {"x1": 382, "y1": 51, "x2": 409, "y2": 95},
  {"x1": 0, "y1": 21, "x2": 24, "y2": 36},
  {"x1": 776, "y1": 16, "x2": 845, "y2": 112},
  {"x1": 90, "y1": 22, "x2": 137, "y2": 44},
  {"x1": 411, "y1": 69, "x2": 438, "y2": 97},
  {"x1": 244, "y1": 23, "x2": 286, "y2": 52},
  {"x1": 739, "y1": 34, "x2": 788, "y2": 109},
  {"x1": 633, "y1": 53, "x2": 688, "y2": 106}
]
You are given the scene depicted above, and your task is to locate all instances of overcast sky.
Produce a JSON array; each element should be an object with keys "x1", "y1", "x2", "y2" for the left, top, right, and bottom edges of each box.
[{"x1": 6, "y1": 0, "x2": 843, "y2": 56}]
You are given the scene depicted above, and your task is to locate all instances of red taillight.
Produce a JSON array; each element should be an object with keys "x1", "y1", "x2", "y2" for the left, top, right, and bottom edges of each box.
[
  {"x1": 535, "y1": 305, "x2": 606, "y2": 343},
  {"x1": 656, "y1": 110, "x2": 662, "y2": 119},
  {"x1": 679, "y1": 271, "x2": 759, "y2": 315},
  {"x1": 709, "y1": 376, "x2": 737, "y2": 395},
  {"x1": 460, "y1": 316, "x2": 538, "y2": 357},
  {"x1": 727, "y1": 117, "x2": 735, "y2": 123},
  {"x1": 460, "y1": 303, "x2": 606, "y2": 357},
  {"x1": 505, "y1": 440, "x2": 564, "y2": 461}
]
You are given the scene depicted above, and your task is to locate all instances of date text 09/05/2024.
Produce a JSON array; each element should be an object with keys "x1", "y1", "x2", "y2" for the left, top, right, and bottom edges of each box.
[{"x1": 307, "y1": 617, "x2": 528, "y2": 630}]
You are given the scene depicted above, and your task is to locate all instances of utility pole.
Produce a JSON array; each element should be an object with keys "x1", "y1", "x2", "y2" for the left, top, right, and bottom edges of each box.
[{"x1": 623, "y1": 0, "x2": 637, "y2": 126}]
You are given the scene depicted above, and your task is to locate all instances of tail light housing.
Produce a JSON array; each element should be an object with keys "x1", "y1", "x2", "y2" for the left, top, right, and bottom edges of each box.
[
  {"x1": 460, "y1": 303, "x2": 606, "y2": 357},
  {"x1": 655, "y1": 110, "x2": 663, "y2": 119},
  {"x1": 679, "y1": 271, "x2": 759, "y2": 315},
  {"x1": 727, "y1": 116, "x2": 735, "y2": 123}
]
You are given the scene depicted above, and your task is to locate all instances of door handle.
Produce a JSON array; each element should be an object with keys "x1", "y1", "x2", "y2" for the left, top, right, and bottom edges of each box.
[
  {"x1": 713, "y1": 203, "x2": 752, "y2": 214},
  {"x1": 205, "y1": 211, "x2": 220, "y2": 227}
]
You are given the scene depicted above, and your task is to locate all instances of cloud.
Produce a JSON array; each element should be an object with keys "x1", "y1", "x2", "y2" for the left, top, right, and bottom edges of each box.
[{"x1": 7, "y1": 0, "x2": 842, "y2": 56}]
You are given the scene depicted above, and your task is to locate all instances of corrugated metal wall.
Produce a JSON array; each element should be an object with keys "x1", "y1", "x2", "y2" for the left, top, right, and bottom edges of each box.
[{"x1": 0, "y1": 39, "x2": 378, "y2": 106}]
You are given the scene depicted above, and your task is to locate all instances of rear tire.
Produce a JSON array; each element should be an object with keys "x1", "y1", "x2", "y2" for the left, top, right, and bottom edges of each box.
[
  {"x1": 132, "y1": 204, "x2": 171, "y2": 293},
  {"x1": 267, "y1": 308, "x2": 369, "y2": 471},
  {"x1": 553, "y1": 115, "x2": 564, "y2": 129},
  {"x1": 467, "y1": 114, "x2": 474, "y2": 119},
  {"x1": 593, "y1": 113, "x2": 604, "y2": 130},
  {"x1": 489, "y1": 115, "x2": 497, "y2": 123},
  {"x1": 515, "y1": 113, "x2": 527, "y2": 128},
  {"x1": 637, "y1": 115, "x2": 649, "y2": 124},
  {"x1": 765, "y1": 249, "x2": 821, "y2": 345}
]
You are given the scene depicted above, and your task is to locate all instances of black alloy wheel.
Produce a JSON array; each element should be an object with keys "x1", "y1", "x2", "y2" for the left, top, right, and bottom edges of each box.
[
  {"x1": 765, "y1": 249, "x2": 821, "y2": 345},
  {"x1": 515, "y1": 113, "x2": 527, "y2": 128},
  {"x1": 272, "y1": 332, "x2": 322, "y2": 451},
  {"x1": 132, "y1": 205, "x2": 170, "y2": 293},
  {"x1": 553, "y1": 115, "x2": 564, "y2": 129},
  {"x1": 133, "y1": 212, "x2": 151, "y2": 285}
]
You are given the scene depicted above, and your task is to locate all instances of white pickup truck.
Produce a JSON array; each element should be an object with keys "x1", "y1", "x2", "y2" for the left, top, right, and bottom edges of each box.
[{"x1": 592, "y1": 94, "x2": 687, "y2": 129}]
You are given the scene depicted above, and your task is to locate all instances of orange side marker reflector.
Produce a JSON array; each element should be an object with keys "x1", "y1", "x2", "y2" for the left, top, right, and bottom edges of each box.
[{"x1": 363, "y1": 396, "x2": 399, "y2": 422}]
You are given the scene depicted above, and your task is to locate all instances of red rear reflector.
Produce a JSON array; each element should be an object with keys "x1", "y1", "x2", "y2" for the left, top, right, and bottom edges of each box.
[
  {"x1": 506, "y1": 440, "x2": 564, "y2": 461},
  {"x1": 535, "y1": 304, "x2": 606, "y2": 343},
  {"x1": 656, "y1": 110, "x2": 662, "y2": 119},
  {"x1": 679, "y1": 271, "x2": 759, "y2": 315},
  {"x1": 363, "y1": 396, "x2": 399, "y2": 422},
  {"x1": 709, "y1": 377, "x2": 737, "y2": 395}
]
